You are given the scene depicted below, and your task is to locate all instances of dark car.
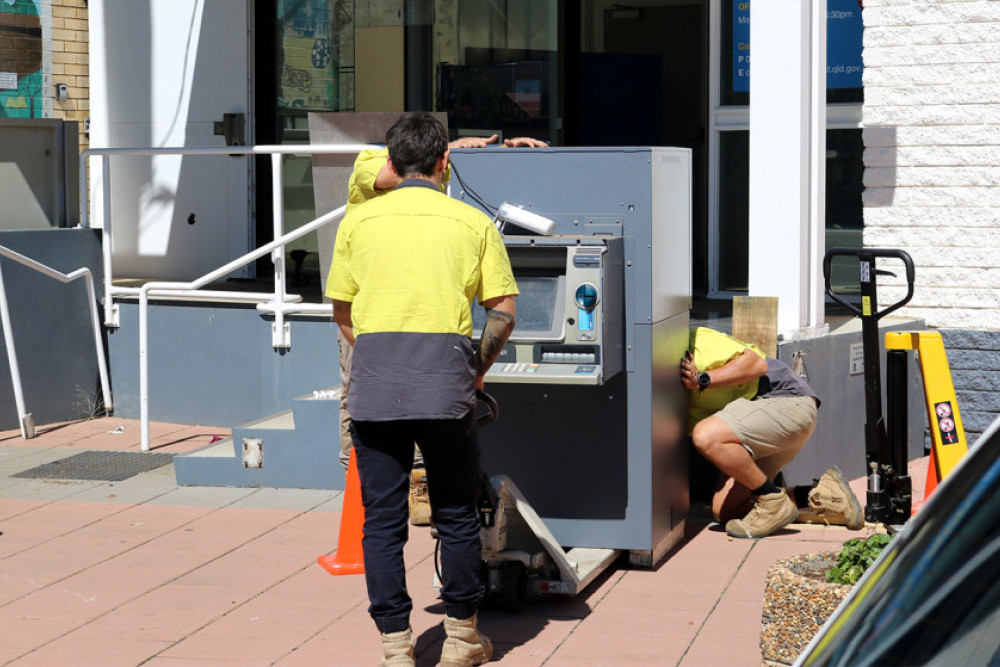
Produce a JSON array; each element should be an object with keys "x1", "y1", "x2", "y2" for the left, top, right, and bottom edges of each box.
[{"x1": 796, "y1": 415, "x2": 1000, "y2": 666}]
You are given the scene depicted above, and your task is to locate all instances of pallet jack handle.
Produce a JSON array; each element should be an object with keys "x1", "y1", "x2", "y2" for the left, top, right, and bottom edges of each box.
[
  {"x1": 823, "y1": 248, "x2": 915, "y2": 321},
  {"x1": 823, "y1": 248, "x2": 916, "y2": 525}
]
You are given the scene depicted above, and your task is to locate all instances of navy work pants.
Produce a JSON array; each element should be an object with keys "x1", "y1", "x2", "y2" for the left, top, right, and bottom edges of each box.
[{"x1": 351, "y1": 412, "x2": 485, "y2": 634}]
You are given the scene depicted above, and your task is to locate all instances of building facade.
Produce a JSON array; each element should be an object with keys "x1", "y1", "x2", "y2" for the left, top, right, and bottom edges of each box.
[
  {"x1": 4, "y1": 0, "x2": 998, "y2": 441},
  {"x1": 861, "y1": 0, "x2": 1000, "y2": 441}
]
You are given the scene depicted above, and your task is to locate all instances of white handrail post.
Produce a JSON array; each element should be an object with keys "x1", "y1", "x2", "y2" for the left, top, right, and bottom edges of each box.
[
  {"x1": 79, "y1": 151, "x2": 89, "y2": 227},
  {"x1": 139, "y1": 286, "x2": 150, "y2": 451},
  {"x1": 82, "y1": 270, "x2": 114, "y2": 415},
  {"x1": 0, "y1": 261, "x2": 33, "y2": 438},
  {"x1": 101, "y1": 154, "x2": 117, "y2": 328},
  {"x1": 271, "y1": 152, "x2": 290, "y2": 348}
]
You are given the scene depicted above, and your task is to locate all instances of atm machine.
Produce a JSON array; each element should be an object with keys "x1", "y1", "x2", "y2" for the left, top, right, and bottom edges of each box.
[{"x1": 449, "y1": 147, "x2": 692, "y2": 601}]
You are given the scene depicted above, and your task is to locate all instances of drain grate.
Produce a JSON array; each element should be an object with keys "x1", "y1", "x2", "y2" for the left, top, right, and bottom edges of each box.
[{"x1": 13, "y1": 451, "x2": 175, "y2": 482}]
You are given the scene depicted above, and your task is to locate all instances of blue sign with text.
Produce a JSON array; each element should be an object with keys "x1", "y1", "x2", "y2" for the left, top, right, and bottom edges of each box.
[{"x1": 732, "y1": 0, "x2": 863, "y2": 93}]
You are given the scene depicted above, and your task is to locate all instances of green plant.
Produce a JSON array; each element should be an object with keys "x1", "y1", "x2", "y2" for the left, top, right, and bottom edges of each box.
[{"x1": 827, "y1": 534, "x2": 893, "y2": 585}]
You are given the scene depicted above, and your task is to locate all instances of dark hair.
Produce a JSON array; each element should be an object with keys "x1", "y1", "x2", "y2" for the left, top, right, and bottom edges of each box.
[{"x1": 385, "y1": 112, "x2": 449, "y2": 178}]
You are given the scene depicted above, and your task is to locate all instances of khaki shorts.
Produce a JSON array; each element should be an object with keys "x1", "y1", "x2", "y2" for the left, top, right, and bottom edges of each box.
[{"x1": 714, "y1": 395, "x2": 818, "y2": 481}]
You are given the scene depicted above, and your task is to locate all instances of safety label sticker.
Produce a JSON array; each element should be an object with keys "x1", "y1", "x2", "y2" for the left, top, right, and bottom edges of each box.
[{"x1": 935, "y1": 401, "x2": 959, "y2": 445}]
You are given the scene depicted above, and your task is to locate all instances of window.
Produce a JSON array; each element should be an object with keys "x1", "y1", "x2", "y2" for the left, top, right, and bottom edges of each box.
[{"x1": 710, "y1": 0, "x2": 864, "y2": 295}]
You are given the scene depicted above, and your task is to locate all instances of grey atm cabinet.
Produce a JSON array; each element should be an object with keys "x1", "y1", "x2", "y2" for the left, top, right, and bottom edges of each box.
[{"x1": 451, "y1": 147, "x2": 692, "y2": 566}]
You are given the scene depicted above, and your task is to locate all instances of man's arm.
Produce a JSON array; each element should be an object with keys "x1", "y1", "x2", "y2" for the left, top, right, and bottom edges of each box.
[
  {"x1": 680, "y1": 348, "x2": 767, "y2": 391},
  {"x1": 503, "y1": 137, "x2": 548, "y2": 147},
  {"x1": 371, "y1": 135, "x2": 549, "y2": 191},
  {"x1": 475, "y1": 295, "x2": 516, "y2": 389},
  {"x1": 372, "y1": 163, "x2": 403, "y2": 192},
  {"x1": 449, "y1": 135, "x2": 549, "y2": 149},
  {"x1": 332, "y1": 299, "x2": 355, "y2": 347}
]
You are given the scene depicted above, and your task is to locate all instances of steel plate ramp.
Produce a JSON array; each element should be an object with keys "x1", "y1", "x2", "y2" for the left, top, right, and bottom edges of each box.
[{"x1": 173, "y1": 387, "x2": 345, "y2": 489}]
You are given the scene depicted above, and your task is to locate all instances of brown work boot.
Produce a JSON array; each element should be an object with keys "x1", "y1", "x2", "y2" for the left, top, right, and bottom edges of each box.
[
  {"x1": 725, "y1": 490, "x2": 798, "y2": 539},
  {"x1": 797, "y1": 466, "x2": 864, "y2": 530},
  {"x1": 409, "y1": 468, "x2": 432, "y2": 526},
  {"x1": 380, "y1": 627, "x2": 415, "y2": 666},
  {"x1": 440, "y1": 614, "x2": 493, "y2": 666}
]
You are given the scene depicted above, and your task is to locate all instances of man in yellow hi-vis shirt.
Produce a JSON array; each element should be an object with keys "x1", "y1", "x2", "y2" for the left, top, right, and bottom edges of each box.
[
  {"x1": 681, "y1": 327, "x2": 861, "y2": 538},
  {"x1": 328, "y1": 113, "x2": 518, "y2": 666},
  {"x1": 335, "y1": 131, "x2": 545, "y2": 527}
]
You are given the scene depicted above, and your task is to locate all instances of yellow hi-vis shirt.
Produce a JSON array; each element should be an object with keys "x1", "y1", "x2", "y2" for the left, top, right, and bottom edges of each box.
[
  {"x1": 687, "y1": 327, "x2": 766, "y2": 431},
  {"x1": 326, "y1": 179, "x2": 518, "y2": 421}
]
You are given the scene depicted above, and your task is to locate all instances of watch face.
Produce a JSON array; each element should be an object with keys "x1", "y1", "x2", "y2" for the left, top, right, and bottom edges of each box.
[{"x1": 698, "y1": 372, "x2": 710, "y2": 389}]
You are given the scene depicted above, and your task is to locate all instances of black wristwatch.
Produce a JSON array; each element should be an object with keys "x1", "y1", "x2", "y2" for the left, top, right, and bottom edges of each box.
[{"x1": 697, "y1": 371, "x2": 711, "y2": 390}]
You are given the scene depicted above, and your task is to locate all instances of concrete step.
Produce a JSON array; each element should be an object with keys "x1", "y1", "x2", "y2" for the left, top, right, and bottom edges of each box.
[{"x1": 174, "y1": 386, "x2": 344, "y2": 490}]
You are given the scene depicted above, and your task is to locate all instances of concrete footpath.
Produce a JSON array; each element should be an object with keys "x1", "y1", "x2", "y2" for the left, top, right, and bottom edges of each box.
[{"x1": 0, "y1": 417, "x2": 921, "y2": 666}]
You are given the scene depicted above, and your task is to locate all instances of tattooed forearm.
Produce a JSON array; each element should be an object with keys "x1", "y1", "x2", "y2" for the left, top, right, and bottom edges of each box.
[{"x1": 476, "y1": 308, "x2": 516, "y2": 375}]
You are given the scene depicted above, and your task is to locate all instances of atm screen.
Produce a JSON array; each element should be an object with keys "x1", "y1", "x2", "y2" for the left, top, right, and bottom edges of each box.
[{"x1": 472, "y1": 275, "x2": 565, "y2": 341}]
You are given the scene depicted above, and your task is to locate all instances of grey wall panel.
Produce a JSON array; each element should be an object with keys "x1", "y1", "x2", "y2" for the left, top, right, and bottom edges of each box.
[
  {"x1": 108, "y1": 303, "x2": 340, "y2": 426},
  {"x1": 0, "y1": 229, "x2": 103, "y2": 429},
  {"x1": 776, "y1": 317, "x2": 927, "y2": 487}
]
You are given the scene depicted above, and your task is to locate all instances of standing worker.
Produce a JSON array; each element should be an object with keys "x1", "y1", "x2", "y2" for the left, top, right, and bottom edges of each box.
[
  {"x1": 328, "y1": 112, "x2": 518, "y2": 666},
  {"x1": 680, "y1": 327, "x2": 861, "y2": 538},
  {"x1": 337, "y1": 129, "x2": 545, "y2": 527}
]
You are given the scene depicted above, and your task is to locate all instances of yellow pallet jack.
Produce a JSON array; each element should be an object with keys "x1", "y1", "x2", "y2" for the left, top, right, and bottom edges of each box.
[{"x1": 824, "y1": 248, "x2": 968, "y2": 527}]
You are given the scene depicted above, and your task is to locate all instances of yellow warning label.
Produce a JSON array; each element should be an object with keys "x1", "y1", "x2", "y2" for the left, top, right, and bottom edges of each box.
[{"x1": 862, "y1": 296, "x2": 871, "y2": 317}]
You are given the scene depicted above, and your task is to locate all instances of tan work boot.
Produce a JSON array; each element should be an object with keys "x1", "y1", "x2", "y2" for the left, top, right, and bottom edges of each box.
[
  {"x1": 725, "y1": 490, "x2": 798, "y2": 539},
  {"x1": 797, "y1": 466, "x2": 864, "y2": 530},
  {"x1": 380, "y1": 627, "x2": 415, "y2": 666},
  {"x1": 409, "y1": 468, "x2": 432, "y2": 526},
  {"x1": 440, "y1": 614, "x2": 493, "y2": 666}
]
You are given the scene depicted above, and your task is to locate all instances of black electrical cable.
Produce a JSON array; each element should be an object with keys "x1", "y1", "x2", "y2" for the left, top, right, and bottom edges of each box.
[
  {"x1": 449, "y1": 161, "x2": 498, "y2": 215},
  {"x1": 434, "y1": 534, "x2": 443, "y2": 585}
]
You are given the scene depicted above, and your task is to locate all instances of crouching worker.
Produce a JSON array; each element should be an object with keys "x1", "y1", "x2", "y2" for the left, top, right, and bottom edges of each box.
[
  {"x1": 680, "y1": 327, "x2": 862, "y2": 538},
  {"x1": 328, "y1": 112, "x2": 518, "y2": 666}
]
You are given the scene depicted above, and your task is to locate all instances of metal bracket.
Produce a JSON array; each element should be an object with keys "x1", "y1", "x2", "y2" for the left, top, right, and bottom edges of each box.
[
  {"x1": 21, "y1": 412, "x2": 35, "y2": 439},
  {"x1": 242, "y1": 438, "x2": 263, "y2": 468},
  {"x1": 105, "y1": 303, "x2": 120, "y2": 329},
  {"x1": 213, "y1": 113, "x2": 246, "y2": 147},
  {"x1": 272, "y1": 321, "x2": 291, "y2": 349}
]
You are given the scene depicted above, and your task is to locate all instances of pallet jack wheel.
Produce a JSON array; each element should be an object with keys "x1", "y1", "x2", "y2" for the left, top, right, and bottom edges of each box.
[{"x1": 500, "y1": 561, "x2": 527, "y2": 613}]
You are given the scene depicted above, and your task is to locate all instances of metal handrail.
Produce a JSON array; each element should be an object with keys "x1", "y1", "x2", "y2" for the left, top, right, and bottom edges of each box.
[
  {"x1": 137, "y1": 204, "x2": 346, "y2": 450},
  {"x1": 79, "y1": 143, "x2": 376, "y2": 450},
  {"x1": 79, "y1": 144, "x2": 378, "y2": 329},
  {"x1": 0, "y1": 246, "x2": 113, "y2": 438}
]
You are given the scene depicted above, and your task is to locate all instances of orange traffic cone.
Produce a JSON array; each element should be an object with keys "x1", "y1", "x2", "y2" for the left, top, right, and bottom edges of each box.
[
  {"x1": 911, "y1": 447, "x2": 940, "y2": 516},
  {"x1": 318, "y1": 447, "x2": 365, "y2": 575}
]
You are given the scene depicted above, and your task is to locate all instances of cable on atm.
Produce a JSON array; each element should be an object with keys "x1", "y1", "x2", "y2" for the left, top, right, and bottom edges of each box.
[{"x1": 450, "y1": 161, "x2": 498, "y2": 215}]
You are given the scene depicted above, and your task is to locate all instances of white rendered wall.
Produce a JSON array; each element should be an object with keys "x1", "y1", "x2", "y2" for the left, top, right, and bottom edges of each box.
[
  {"x1": 862, "y1": 0, "x2": 1000, "y2": 330},
  {"x1": 88, "y1": 0, "x2": 249, "y2": 281}
]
